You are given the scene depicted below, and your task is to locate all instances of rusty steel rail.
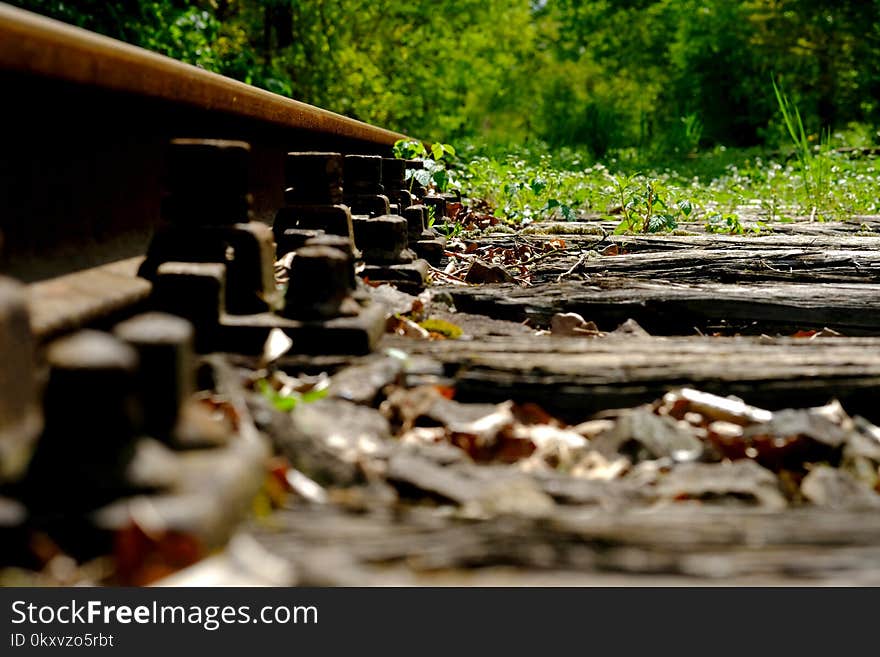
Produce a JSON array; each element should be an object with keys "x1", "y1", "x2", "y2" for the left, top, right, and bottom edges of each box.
[
  {"x1": 0, "y1": 4, "x2": 414, "y2": 282},
  {"x1": 0, "y1": 4, "x2": 408, "y2": 147}
]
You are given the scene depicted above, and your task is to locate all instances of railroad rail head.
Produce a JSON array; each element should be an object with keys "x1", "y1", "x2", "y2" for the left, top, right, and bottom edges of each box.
[{"x1": 0, "y1": 4, "x2": 415, "y2": 281}]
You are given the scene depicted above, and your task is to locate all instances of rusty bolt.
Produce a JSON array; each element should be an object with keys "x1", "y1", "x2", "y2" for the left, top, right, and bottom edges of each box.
[
  {"x1": 353, "y1": 215, "x2": 412, "y2": 264},
  {"x1": 223, "y1": 222, "x2": 279, "y2": 315},
  {"x1": 381, "y1": 158, "x2": 406, "y2": 190},
  {"x1": 35, "y1": 331, "x2": 141, "y2": 486},
  {"x1": 344, "y1": 155, "x2": 384, "y2": 195},
  {"x1": 403, "y1": 205, "x2": 427, "y2": 242},
  {"x1": 25, "y1": 330, "x2": 142, "y2": 512},
  {"x1": 284, "y1": 152, "x2": 344, "y2": 205},
  {"x1": 405, "y1": 159, "x2": 427, "y2": 196},
  {"x1": 381, "y1": 158, "x2": 415, "y2": 216},
  {"x1": 43, "y1": 330, "x2": 140, "y2": 441},
  {"x1": 304, "y1": 233, "x2": 357, "y2": 287},
  {"x1": 152, "y1": 262, "x2": 226, "y2": 329},
  {"x1": 0, "y1": 277, "x2": 42, "y2": 484},
  {"x1": 114, "y1": 313, "x2": 196, "y2": 442},
  {"x1": 422, "y1": 196, "x2": 447, "y2": 222},
  {"x1": 305, "y1": 233, "x2": 355, "y2": 259},
  {"x1": 283, "y1": 246, "x2": 357, "y2": 320},
  {"x1": 162, "y1": 138, "x2": 251, "y2": 225},
  {"x1": 276, "y1": 228, "x2": 325, "y2": 257}
]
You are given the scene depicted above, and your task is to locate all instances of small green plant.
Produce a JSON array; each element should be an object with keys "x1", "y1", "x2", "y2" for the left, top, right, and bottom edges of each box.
[
  {"x1": 542, "y1": 198, "x2": 578, "y2": 221},
  {"x1": 608, "y1": 172, "x2": 638, "y2": 230},
  {"x1": 772, "y1": 77, "x2": 833, "y2": 216},
  {"x1": 424, "y1": 196, "x2": 461, "y2": 237},
  {"x1": 609, "y1": 173, "x2": 690, "y2": 233},
  {"x1": 435, "y1": 218, "x2": 463, "y2": 239},
  {"x1": 256, "y1": 379, "x2": 327, "y2": 413},
  {"x1": 680, "y1": 113, "x2": 703, "y2": 153},
  {"x1": 392, "y1": 139, "x2": 427, "y2": 159},
  {"x1": 393, "y1": 139, "x2": 459, "y2": 193},
  {"x1": 704, "y1": 211, "x2": 768, "y2": 235},
  {"x1": 430, "y1": 143, "x2": 456, "y2": 160},
  {"x1": 705, "y1": 211, "x2": 745, "y2": 235}
]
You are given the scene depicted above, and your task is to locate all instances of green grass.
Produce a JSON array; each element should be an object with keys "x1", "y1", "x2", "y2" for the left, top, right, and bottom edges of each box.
[{"x1": 457, "y1": 137, "x2": 880, "y2": 234}]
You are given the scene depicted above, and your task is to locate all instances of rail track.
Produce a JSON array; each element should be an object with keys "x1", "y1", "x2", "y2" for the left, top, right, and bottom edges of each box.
[
  {"x1": 0, "y1": 3, "x2": 409, "y2": 282},
  {"x1": 0, "y1": 4, "x2": 421, "y2": 585},
  {"x1": 3, "y1": 4, "x2": 880, "y2": 586}
]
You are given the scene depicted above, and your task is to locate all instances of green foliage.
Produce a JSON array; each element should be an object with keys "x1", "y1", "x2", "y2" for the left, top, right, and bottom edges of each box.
[
  {"x1": 430, "y1": 143, "x2": 456, "y2": 160},
  {"x1": 463, "y1": 140, "x2": 880, "y2": 228},
  {"x1": 12, "y1": 0, "x2": 880, "y2": 155},
  {"x1": 393, "y1": 140, "x2": 427, "y2": 160},
  {"x1": 463, "y1": 149, "x2": 602, "y2": 225},
  {"x1": 772, "y1": 77, "x2": 833, "y2": 215}
]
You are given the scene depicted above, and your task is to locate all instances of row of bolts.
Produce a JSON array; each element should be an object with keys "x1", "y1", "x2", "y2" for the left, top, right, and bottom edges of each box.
[{"x1": 0, "y1": 140, "x2": 456, "y2": 555}]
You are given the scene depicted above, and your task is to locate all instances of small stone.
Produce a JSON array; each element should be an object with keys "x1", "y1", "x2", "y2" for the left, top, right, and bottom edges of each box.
[
  {"x1": 531, "y1": 470, "x2": 641, "y2": 506},
  {"x1": 801, "y1": 465, "x2": 880, "y2": 509},
  {"x1": 592, "y1": 407, "x2": 703, "y2": 462},
  {"x1": 275, "y1": 398, "x2": 392, "y2": 486},
  {"x1": 550, "y1": 312, "x2": 601, "y2": 337},
  {"x1": 461, "y1": 477, "x2": 556, "y2": 519},
  {"x1": 612, "y1": 318, "x2": 650, "y2": 336},
  {"x1": 464, "y1": 259, "x2": 514, "y2": 284},
  {"x1": 847, "y1": 416, "x2": 880, "y2": 461},
  {"x1": 329, "y1": 357, "x2": 405, "y2": 406},
  {"x1": 744, "y1": 408, "x2": 850, "y2": 448},
  {"x1": 125, "y1": 438, "x2": 183, "y2": 490},
  {"x1": 368, "y1": 284, "x2": 421, "y2": 316},
  {"x1": 656, "y1": 460, "x2": 787, "y2": 509},
  {"x1": 386, "y1": 450, "x2": 482, "y2": 504}
]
